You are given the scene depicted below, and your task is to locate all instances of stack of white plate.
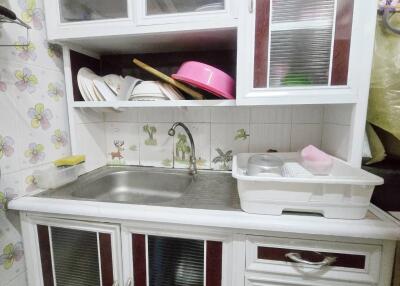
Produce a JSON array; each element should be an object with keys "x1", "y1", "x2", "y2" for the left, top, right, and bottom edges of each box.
[
  {"x1": 77, "y1": 68, "x2": 120, "y2": 102},
  {"x1": 77, "y1": 68, "x2": 184, "y2": 102},
  {"x1": 129, "y1": 81, "x2": 184, "y2": 101}
]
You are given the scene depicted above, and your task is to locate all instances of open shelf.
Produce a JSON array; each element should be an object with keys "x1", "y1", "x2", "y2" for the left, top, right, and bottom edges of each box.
[{"x1": 71, "y1": 99, "x2": 236, "y2": 108}]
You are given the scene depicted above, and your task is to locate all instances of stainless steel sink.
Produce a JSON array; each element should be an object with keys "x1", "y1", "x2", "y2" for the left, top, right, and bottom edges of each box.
[
  {"x1": 35, "y1": 166, "x2": 240, "y2": 211},
  {"x1": 71, "y1": 170, "x2": 193, "y2": 204}
]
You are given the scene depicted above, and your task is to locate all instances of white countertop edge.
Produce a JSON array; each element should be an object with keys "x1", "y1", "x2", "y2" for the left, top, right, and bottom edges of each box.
[{"x1": 8, "y1": 197, "x2": 400, "y2": 241}]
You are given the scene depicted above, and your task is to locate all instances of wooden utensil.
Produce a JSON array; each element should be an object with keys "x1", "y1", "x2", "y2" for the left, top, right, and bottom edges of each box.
[{"x1": 132, "y1": 58, "x2": 204, "y2": 100}]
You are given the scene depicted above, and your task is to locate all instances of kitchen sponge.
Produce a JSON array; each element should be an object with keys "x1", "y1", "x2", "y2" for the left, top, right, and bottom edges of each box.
[{"x1": 54, "y1": 155, "x2": 85, "y2": 167}]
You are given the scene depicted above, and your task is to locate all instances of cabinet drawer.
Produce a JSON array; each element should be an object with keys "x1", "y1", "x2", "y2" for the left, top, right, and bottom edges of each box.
[{"x1": 246, "y1": 236, "x2": 381, "y2": 285}]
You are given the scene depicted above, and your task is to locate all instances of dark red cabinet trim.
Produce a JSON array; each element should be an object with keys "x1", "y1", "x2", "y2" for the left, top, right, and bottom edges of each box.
[
  {"x1": 99, "y1": 233, "x2": 114, "y2": 286},
  {"x1": 132, "y1": 234, "x2": 147, "y2": 286},
  {"x1": 331, "y1": 0, "x2": 354, "y2": 85},
  {"x1": 258, "y1": 246, "x2": 366, "y2": 269},
  {"x1": 253, "y1": 0, "x2": 271, "y2": 88},
  {"x1": 37, "y1": 225, "x2": 54, "y2": 286},
  {"x1": 206, "y1": 241, "x2": 223, "y2": 286}
]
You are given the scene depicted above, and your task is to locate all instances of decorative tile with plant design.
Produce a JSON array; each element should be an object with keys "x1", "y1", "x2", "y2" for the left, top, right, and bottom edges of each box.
[
  {"x1": 211, "y1": 124, "x2": 249, "y2": 170},
  {"x1": 143, "y1": 124, "x2": 157, "y2": 146},
  {"x1": 212, "y1": 148, "x2": 233, "y2": 171}
]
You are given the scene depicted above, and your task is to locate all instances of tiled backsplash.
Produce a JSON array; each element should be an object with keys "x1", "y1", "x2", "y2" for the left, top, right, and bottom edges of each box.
[{"x1": 101, "y1": 105, "x2": 326, "y2": 170}]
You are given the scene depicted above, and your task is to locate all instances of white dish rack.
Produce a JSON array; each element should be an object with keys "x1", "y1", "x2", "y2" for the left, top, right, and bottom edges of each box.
[{"x1": 232, "y1": 153, "x2": 384, "y2": 219}]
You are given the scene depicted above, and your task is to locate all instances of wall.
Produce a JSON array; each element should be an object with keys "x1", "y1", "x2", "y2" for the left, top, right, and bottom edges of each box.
[
  {"x1": 0, "y1": 0, "x2": 70, "y2": 285},
  {"x1": 73, "y1": 105, "x2": 331, "y2": 171}
]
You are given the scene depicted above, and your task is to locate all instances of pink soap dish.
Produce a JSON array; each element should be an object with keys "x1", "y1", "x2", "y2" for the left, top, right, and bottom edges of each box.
[
  {"x1": 172, "y1": 61, "x2": 235, "y2": 99},
  {"x1": 300, "y1": 145, "x2": 334, "y2": 175}
]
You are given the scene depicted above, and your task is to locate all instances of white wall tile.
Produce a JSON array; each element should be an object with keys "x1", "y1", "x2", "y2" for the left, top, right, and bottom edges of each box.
[
  {"x1": 250, "y1": 106, "x2": 292, "y2": 123},
  {"x1": 210, "y1": 107, "x2": 250, "y2": 123},
  {"x1": 292, "y1": 105, "x2": 323, "y2": 123},
  {"x1": 75, "y1": 123, "x2": 106, "y2": 173},
  {"x1": 323, "y1": 104, "x2": 353, "y2": 125},
  {"x1": 322, "y1": 123, "x2": 350, "y2": 160},
  {"x1": 138, "y1": 108, "x2": 174, "y2": 123},
  {"x1": 291, "y1": 124, "x2": 322, "y2": 151},
  {"x1": 105, "y1": 123, "x2": 139, "y2": 165},
  {"x1": 210, "y1": 124, "x2": 250, "y2": 170},
  {"x1": 173, "y1": 123, "x2": 211, "y2": 169},
  {"x1": 249, "y1": 124, "x2": 291, "y2": 152},
  {"x1": 105, "y1": 109, "x2": 139, "y2": 122},
  {"x1": 173, "y1": 107, "x2": 210, "y2": 123},
  {"x1": 139, "y1": 123, "x2": 173, "y2": 167},
  {"x1": 74, "y1": 109, "x2": 105, "y2": 124}
]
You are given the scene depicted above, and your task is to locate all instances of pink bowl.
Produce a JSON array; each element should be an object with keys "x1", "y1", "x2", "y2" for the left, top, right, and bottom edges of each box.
[{"x1": 172, "y1": 61, "x2": 235, "y2": 99}]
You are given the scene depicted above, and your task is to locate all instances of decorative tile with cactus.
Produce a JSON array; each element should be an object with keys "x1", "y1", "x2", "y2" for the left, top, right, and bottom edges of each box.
[{"x1": 143, "y1": 124, "x2": 157, "y2": 146}]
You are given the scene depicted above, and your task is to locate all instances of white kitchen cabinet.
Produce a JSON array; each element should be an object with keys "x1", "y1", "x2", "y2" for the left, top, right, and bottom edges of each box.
[
  {"x1": 120, "y1": 222, "x2": 233, "y2": 286},
  {"x1": 43, "y1": 0, "x2": 237, "y2": 41},
  {"x1": 236, "y1": 0, "x2": 377, "y2": 105}
]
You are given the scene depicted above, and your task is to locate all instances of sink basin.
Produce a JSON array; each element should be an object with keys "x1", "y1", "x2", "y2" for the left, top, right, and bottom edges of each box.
[{"x1": 71, "y1": 170, "x2": 193, "y2": 204}]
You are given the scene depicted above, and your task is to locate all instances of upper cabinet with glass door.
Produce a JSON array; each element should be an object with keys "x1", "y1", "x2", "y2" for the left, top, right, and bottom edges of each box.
[
  {"x1": 136, "y1": 0, "x2": 237, "y2": 25},
  {"x1": 43, "y1": 0, "x2": 237, "y2": 41},
  {"x1": 236, "y1": 0, "x2": 378, "y2": 105}
]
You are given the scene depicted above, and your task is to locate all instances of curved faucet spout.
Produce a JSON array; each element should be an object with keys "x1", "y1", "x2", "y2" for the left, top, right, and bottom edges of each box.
[{"x1": 168, "y1": 122, "x2": 197, "y2": 175}]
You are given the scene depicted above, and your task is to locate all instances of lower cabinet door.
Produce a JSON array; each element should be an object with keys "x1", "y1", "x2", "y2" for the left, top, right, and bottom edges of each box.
[
  {"x1": 32, "y1": 218, "x2": 122, "y2": 286},
  {"x1": 122, "y1": 226, "x2": 227, "y2": 286}
]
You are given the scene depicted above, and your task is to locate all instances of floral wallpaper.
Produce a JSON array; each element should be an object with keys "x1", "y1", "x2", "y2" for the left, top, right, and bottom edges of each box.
[{"x1": 0, "y1": 0, "x2": 70, "y2": 285}]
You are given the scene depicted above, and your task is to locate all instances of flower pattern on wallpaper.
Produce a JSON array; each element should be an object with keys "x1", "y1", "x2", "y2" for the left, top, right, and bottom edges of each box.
[
  {"x1": 0, "y1": 135, "x2": 14, "y2": 160},
  {"x1": 25, "y1": 175, "x2": 39, "y2": 192},
  {"x1": 28, "y1": 103, "x2": 53, "y2": 130},
  {"x1": 47, "y1": 43, "x2": 63, "y2": 59},
  {"x1": 19, "y1": 0, "x2": 44, "y2": 30},
  {"x1": 51, "y1": 129, "x2": 68, "y2": 149},
  {"x1": 212, "y1": 148, "x2": 233, "y2": 170},
  {"x1": 0, "y1": 192, "x2": 7, "y2": 212},
  {"x1": 14, "y1": 37, "x2": 37, "y2": 61},
  {"x1": 48, "y1": 82, "x2": 64, "y2": 101},
  {"x1": 24, "y1": 143, "x2": 45, "y2": 164},
  {"x1": 0, "y1": 75, "x2": 7, "y2": 92},
  {"x1": 0, "y1": 242, "x2": 24, "y2": 270},
  {"x1": 15, "y1": 67, "x2": 38, "y2": 94}
]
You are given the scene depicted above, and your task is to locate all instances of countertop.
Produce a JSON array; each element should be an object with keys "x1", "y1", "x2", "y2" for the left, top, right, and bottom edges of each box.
[{"x1": 9, "y1": 166, "x2": 400, "y2": 241}]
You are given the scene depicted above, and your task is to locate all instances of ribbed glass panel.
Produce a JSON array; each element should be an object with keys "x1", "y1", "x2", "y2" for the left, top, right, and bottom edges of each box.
[
  {"x1": 148, "y1": 236, "x2": 204, "y2": 286},
  {"x1": 271, "y1": 0, "x2": 335, "y2": 23},
  {"x1": 269, "y1": 28, "x2": 332, "y2": 87},
  {"x1": 51, "y1": 227, "x2": 101, "y2": 286}
]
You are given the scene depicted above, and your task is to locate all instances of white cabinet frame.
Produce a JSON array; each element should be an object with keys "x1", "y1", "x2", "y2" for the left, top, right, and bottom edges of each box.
[
  {"x1": 120, "y1": 221, "x2": 234, "y2": 286},
  {"x1": 20, "y1": 213, "x2": 123, "y2": 286},
  {"x1": 236, "y1": 0, "x2": 377, "y2": 106}
]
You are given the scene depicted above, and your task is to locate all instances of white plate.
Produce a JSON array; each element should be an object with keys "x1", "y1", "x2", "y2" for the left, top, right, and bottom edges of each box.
[
  {"x1": 93, "y1": 79, "x2": 117, "y2": 102},
  {"x1": 104, "y1": 74, "x2": 123, "y2": 95},
  {"x1": 118, "y1": 76, "x2": 142, "y2": 101},
  {"x1": 77, "y1": 68, "x2": 94, "y2": 101}
]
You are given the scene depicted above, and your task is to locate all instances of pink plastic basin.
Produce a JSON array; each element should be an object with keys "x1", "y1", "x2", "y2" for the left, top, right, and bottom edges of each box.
[{"x1": 172, "y1": 61, "x2": 235, "y2": 99}]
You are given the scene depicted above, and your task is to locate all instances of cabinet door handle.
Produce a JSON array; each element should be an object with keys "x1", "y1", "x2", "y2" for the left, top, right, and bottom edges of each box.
[
  {"x1": 285, "y1": 252, "x2": 337, "y2": 267},
  {"x1": 112, "y1": 282, "x2": 119, "y2": 286},
  {"x1": 249, "y1": 0, "x2": 254, "y2": 13},
  {"x1": 126, "y1": 278, "x2": 132, "y2": 286}
]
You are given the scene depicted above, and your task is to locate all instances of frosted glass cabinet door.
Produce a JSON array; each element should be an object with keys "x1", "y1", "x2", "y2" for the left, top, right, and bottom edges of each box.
[
  {"x1": 58, "y1": 0, "x2": 129, "y2": 22},
  {"x1": 132, "y1": 234, "x2": 223, "y2": 286},
  {"x1": 145, "y1": 0, "x2": 225, "y2": 15},
  {"x1": 36, "y1": 223, "x2": 120, "y2": 286}
]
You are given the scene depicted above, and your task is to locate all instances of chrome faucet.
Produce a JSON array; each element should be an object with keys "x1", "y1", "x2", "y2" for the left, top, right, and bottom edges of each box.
[{"x1": 168, "y1": 122, "x2": 197, "y2": 175}]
